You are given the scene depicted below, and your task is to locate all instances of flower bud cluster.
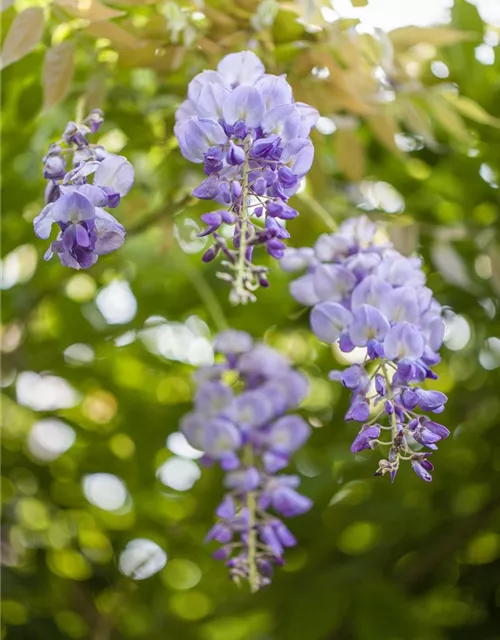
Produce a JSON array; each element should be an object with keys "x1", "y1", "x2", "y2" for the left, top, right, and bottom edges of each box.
[
  {"x1": 283, "y1": 216, "x2": 449, "y2": 482},
  {"x1": 34, "y1": 110, "x2": 134, "y2": 269},
  {"x1": 180, "y1": 330, "x2": 311, "y2": 590},
  {"x1": 174, "y1": 51, "x2": 318, "y2": 304}
]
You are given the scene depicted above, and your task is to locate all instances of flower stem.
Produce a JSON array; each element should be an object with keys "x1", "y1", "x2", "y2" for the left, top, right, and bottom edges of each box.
[
  {"x1": 382, "y1": 364, "x2": 398, "y2": 440},
  {"x1": 232, "y1": 140, "x2": 251, "y2": 304},
  {"x1": 243, "y1": 444, "x2": 259, "y2": 593}
]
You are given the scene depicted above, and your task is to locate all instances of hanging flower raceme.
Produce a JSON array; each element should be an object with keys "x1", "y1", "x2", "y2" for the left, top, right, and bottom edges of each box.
[
  {"x1": 174, "y1": 51, "x2": 319, "y2": 304},
  {"x1": 33, "y1": 110, "x2": 134, "y2": 270},
  {"x1": 282, "y1": 216, "x2": 449, "y2": 483},
  {"x1": 180, "y1": 330, "x2": 311, "y2": 591}
]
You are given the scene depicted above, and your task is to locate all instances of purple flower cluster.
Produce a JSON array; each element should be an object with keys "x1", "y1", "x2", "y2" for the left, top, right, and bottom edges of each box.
[
  {"x1": 180, "y1": 330, "x2": 311, "y2": 590},
  {"x1": 34, "y1": 110, "x2": 134, "y2": 269},
  {"x1": 174, "y1": 51, "x2": 318, "y2": 304},
  {"x1": 283, "y1": 216, "x2": 449, "y2": 482}
]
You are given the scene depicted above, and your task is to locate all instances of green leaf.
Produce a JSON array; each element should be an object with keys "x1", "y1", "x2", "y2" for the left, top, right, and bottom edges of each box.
[
  {"x1": 447, "y1": 94, "x2": 500, "y2": 128},
  {"x1": 0, "y1": 7, "x2": 44, "y2": 69}
]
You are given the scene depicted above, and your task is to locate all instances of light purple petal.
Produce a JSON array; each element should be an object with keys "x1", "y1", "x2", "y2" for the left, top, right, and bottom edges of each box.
[
  {"x1": 295, "y1": 102, "x2": 320, "y2": 136},
  {"x1": 214, "y1": 330, "x2": 253, "y2": 354},
  {"x1": 94, "y1": 155, "x2": 134, "y2": 197},
  {"x1": 267, "y1": 414, "x2": 310, "y2": 455},
  {"x1": 290, "y1": 273, "x2": 320, "y2": 306},
  {"x1": 383, "y1": 322, "x2": 424, "y2": 361},
  {"x1": 197, "y1": 83, "x2": 231, "y2": 120},
  {"x1": 217, "y1": 51, "x2": 265, "y2": 87},
  {"x1": 175, "y1": 117, "x2": 228, "y2": 163},
  {"x1": 94, "y1": 207, "x2": 125, "y2": 255},
  {"x1": 175, "y1": 99, "x2": 198, "y2": 122},
  {"x1": 310, "y1": 302, "x2": 353, "y2": 344},
  {"x1": 281, "y1": 138, "x2": 314, "y2": 176},
  {"x1": 33, "y1": 204, "x2": 55, "y2": 239},
  {"x1": 349, "y1": 304, "x2": 390, "y2": 347},
  {"x1": 351, "y1": 275, "x2": 392, "y2": 311},
  {"x1": 313, "y1": 264, "x2": 356, "y2": 302},
  {"x1": 381, "y1": 287, "x2": 420, "y2": 324},
  {"x1": 51, "y1": 192, "x2": 95, "y2": 224},
  {"x1": 262, "y1": 104, "x2": 300, "y2": 142},
  {"x1": 255, "y1": 74, "x2": 293, "y2": 110},
  {"x1": 222, "y1": 85, "x2": 265, "y2": 128},
  {"x1": 188, "y1": 70, "x2": 226, "y2": 102}
]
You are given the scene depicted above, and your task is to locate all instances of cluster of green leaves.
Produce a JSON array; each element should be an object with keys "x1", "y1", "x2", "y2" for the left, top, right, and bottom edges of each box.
[{"x1": 1, "y1": 0, "x2": 500, "y2": 639}]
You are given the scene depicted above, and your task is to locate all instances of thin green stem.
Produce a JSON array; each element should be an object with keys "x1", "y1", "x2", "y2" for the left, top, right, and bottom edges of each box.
[
  {"x1": 296, "y1": 192, "x2": 338, "y2": 232},
  {"x1": 243, "y1": 444, "x2": 259, "y2": 593},
  {"x1": 232, "y1": 140, "x2": 251, "y2": 304},
  {"x1": 382, "y1": 364, "x2": 398, "y2": 440}
]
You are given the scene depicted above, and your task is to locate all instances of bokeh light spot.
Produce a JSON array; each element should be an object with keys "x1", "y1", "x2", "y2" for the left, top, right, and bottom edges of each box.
[
  {"x1": 83, "y1": 473, "x2": 129, "y2": 511},
  {"x1": 119, "y1": 538, "x2": 167, "y2": 580}
]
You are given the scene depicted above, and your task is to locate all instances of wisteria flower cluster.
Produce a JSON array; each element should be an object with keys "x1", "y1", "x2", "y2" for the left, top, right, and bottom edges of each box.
[
  {"x1": 180, "y1": 330, "x2": 311, "y2": 590},
  {"x1": 33, "y1": 110, "x2": 134, "y2": 269},
  {"x1": 174, "y1": 51, "x2": 319, "y2": 304},
  {"x1": 283, "y1": 215, "x2": 449, "y2": 482}
]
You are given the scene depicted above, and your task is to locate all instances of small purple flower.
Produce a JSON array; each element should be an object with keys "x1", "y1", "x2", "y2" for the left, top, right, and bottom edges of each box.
[
  {"x1": 284, "y1": 214, "x2": 450, "y2": 483},
  {"x1": 35, "y1": 113, "x2": 132, "y2": 269},
  {"x1": 181, "y1": 334, "x2": 311, "y2": 590},
  {"x1": 351, "y1": 425, "x2": 381, "y2": 453},
  {"x1": 174, "y1": 51, "x2": 317, "y2": 303}
]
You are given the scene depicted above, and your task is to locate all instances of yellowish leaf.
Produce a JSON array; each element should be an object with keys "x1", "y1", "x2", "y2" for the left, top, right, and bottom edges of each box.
[
  {"x1": 351, "y1": 0, "x2": 368, "y2": 6},
  {"x1": 84, "y1": 72, "x2": 107, "y2": 111},
  {"x1": 334, "y1": 129, "x2": 366, "y2": 181},
  {"x1": 367, "y1": 111, "x2": 402, "y2": 156},
  {"x1": 85, "y1": 21, "x2": 144, "y2": 49},
  {"x1": 428, "y1": 96, "x2": 473, "y2": 145},
  {"x1": 1, "y1": 0, "x2": 15, "y2": 11},
  {"x1": 389, "y1": 220, "x2": 419, "y2": 256},
  {"x1": 43, "y1": 41, "x2": 75, "y2": 109},
  {"x1": 397, "y1": 96, "x2": 437, "y2": 149},
  {"x1": 446, "y1": 94, "x2": 500, "y2": 128},
  {"x1": 55, "y1": 0, "x2": 124, "y2": 23},
  {"x1": 1, "y1": 7, "x2": 44, "y2": 69},
  {"x1": 389, "y1": 26, "x2": 474, "y2": 49}
]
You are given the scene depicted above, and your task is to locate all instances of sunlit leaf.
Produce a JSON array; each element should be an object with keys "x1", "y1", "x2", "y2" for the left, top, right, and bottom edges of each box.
[
  {"x1": 367, "y1": 110, "x2": 402, "y2": 156},
  {"x1": 43, "y1": 41, "x2": 75, "y2": 109},
  {"x1": 0, "y1": 7, "x2": 44, "y2": 69},
  {"x1": 334, "y1": 128, "x2": 366, "y2": 181},
  {"x1": 446, "y1": 94, "x2": 500, "y2": 128},
  {"x1": 85, "y1": 21, "x2": 145, "y2": 49},
  {"x1": 397, "y1": 96, "x2": 437, "y2": 149},
  {"x1": 428, "y1": 95, "x2": 474, "y2": 145},
  {"x1": 388, "y1": 26, "x2": 475, "y2": 49},
  {"x1": 1, "y1": 0, "x2": 14, "y2": 11},
  {"x1": 55, "y1": 0, "x2": 125, "y2": 22}
]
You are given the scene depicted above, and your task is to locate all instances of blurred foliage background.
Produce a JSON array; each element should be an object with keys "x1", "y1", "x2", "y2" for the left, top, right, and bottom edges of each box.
[{"x1": 2, "y1": 0, "x2": 500, "y2": 638}]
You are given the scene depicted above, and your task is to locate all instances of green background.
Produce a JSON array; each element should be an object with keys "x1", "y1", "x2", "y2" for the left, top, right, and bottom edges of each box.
[{"x1": 2, "y1": 0, "x2": 500, "y2": 638}]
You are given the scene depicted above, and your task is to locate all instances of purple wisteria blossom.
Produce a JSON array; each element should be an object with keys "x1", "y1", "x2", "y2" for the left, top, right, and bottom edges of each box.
[
  {"x1": 33, "y1": 110, "x2": 134, "y2": 269},
  {"x1": 174, "y1": 51, "x2": 319, "y2": 304},
  {"x1": 180, "y1": 330, "x2": 311, "y2": 590},
  {"x1": 283, "y1": 215, "x2": 449, "y2": 482}
]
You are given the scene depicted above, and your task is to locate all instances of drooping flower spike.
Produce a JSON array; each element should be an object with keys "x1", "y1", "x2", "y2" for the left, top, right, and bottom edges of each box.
[
  {"x1": 180, "y1": 330, "x2": 312, "y2": 590},
  {"x1": 174, "y1": 51, "x2": 319, "y2": 304},
  {"x1": 34, "y1": 110, "x2": 134, "y2": 269},
  {"x1": 283, "y1": 216, "x2": 449, "y2": 483}
]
